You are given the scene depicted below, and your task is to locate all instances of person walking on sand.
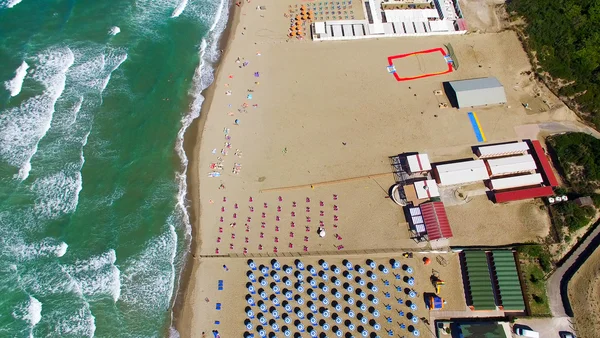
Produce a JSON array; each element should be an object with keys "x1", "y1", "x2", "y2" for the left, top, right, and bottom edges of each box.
[{"x1": 223, "y1": 264, "x2": 229, "y2": 271}]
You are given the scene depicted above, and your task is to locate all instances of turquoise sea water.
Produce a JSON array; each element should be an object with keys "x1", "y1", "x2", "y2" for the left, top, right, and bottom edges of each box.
[{"x1": 0, "y1": 0, "x2": 228, "y2": 336}]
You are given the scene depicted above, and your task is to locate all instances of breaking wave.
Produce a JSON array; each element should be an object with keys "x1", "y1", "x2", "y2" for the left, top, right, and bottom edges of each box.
[
  {"x1": 4, "y1": 61, "x2": 29, "y2": 97},
  {"x1": 0, "y1": 47, "x2": 74, "y2": 180}
]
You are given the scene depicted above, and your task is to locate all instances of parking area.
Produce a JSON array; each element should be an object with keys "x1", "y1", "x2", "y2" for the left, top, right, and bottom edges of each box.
[{"x1": 511, "y1": 317, "x2": 575, "y2": 338}]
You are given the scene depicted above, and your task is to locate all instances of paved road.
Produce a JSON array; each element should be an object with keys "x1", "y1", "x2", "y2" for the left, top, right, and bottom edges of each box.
[
  {"x1": 512, "y1": 317, "x2": 574, "y2": 338},
  {"x1": 547, "y1": 222, "x2": 600, "y2": 318},
  {"x1": 538, "y1": 121, "x2": 600, "y2": 139}
]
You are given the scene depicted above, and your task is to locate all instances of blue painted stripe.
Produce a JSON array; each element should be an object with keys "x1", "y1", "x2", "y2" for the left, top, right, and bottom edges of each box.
[{"x1": 467, "y1": 112, "x2": 484, "y2": 142}]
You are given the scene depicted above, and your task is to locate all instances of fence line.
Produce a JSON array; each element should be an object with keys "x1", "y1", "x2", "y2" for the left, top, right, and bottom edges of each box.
[
  {"x1": 259, "y1": 172, "x2": 393, "y2": 193},
  {"x1": 197, "y1": 246, "x2": 453, "y2": 259}
]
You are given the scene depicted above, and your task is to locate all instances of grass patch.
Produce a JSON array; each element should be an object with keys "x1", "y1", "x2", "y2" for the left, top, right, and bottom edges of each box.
[{"x1": 521, "y1": 259, "x2": 551, "y2": 316}]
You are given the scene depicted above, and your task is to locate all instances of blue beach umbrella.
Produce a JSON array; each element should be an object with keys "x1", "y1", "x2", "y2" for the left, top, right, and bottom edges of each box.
[
  {"x1": 257, "y1": 313, "x2": 267, "y2": 324},
  {"x1": 342, "y1": 259, "x2": 353, "y2": 269}
]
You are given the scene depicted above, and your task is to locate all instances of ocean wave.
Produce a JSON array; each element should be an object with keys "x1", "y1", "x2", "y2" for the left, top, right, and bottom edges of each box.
[
  {"x1": 0, "y1": 0, "x2": 22, "y2": 9},
  {"x1": 170, "y1": 0, "x2": 188, "y2": 18},
  {"x1": 4, "y1": 61, "x2": 29, "y2": 97},
  {"x1": 0, "y1": 47, "x2": 74, "y2": 180},
  {"x1": 7, "y1": 238, "x2": 68, "y2": 260},
  {"x1": 168, "y1": 0, "x2": 230, "y2": 336},
  {"x1": 51, "y1": 304, "x2": 96, "y2": 338},
  {"x1": 109, "y1": 26, "x2": 121, "y2": 36},
  {"x1": 32, "y1": 170, "x2": 82, "y2": 218},
  {"x1": 120, "y1": 229, "x2": 176, "y2": 312},
  {"x1": 68, "y1": 249, "x2": 121, "y2": 302},
  {"x1": 11, "y1": 296, "x2": 42, "y2": 337}
]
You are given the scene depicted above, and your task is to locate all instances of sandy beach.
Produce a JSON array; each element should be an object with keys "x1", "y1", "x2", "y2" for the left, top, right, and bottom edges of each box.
[
  {"x1": 175, "y1": 0, "x2": 577, "y2": 335},
  {"x1": 568, "y1": 243, "x2": 600, "y2": 338}
]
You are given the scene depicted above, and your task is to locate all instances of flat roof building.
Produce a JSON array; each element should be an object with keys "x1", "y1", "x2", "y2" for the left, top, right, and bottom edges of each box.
[
  {"x1": 444, "y1": 77, "x2": 507, "y2": 108},
  {"x1": 476, "y1": 142, "x2": 529, "y2": 158},
  {"x1": 486, "y1": 155, "x2": 537, "y2": 176},
  {"x1": 414, "y1": 179, "x2": 440, "y2": 199},
  {"x1": 490, "y1": 173, "x2": 543, "y2": 191},
  {"x1": 406, "y1": 153, "x2": 432, "y2": 173},
  {"x1": 434, "y1": 160, "x2": 490, "y2": 186}
]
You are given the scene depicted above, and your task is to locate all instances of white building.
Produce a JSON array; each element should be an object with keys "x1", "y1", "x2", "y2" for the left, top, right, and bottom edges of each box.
[
  {"x1": 486, "y1": 155, "x2": 537, "y2": 177},
  {"x1": 434, "y1": 160, "x2": 489, "y2": 186},
  {"x1": 311, "y1": 0, "x2": 466, "y2": 41},
  {"x1": 406, "y1": 153, "x2": 432, "y2": 174},
  {"x1": 490, "y1": 173, "x2": 543, "y2": 191},
  {"x1": 414, "y1": 179, "x2": 440, "y2": 199}
]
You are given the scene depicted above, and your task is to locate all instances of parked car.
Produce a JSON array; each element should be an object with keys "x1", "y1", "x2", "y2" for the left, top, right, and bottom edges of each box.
[
  {"x1": 514, "y1": 327, "x2": 540, "y2": 338},
  {"x1": 559, "y1": 332, "x2": 575, "y2": 338}
]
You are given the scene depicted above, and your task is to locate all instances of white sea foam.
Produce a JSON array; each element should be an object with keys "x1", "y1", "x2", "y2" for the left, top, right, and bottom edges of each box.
[
  {"x1": 0, "y1": 47, "x2": 74, "y2": 180},
  {"x1": 170, "y1": 0, "x2": 188, "y2": 18},
  {"x1": 68, "y1": 249, "x2": 121, "y2": 302},
  {"x1": 32, "y1": 170, "x2": 82, "y2": 218},
  {"x1": 10, "y1": 238, "x2": 69, "y2": 260},
  {"x1": 109, "y1": 26, "x2": 121, "y2": 36},
  {"x1": 121, "y1": 230, "x2": 176, "y2": 311},
  {"x1": 67, "y1": 96, "x2": 83, "y2": 127},
  {"x1": 4, "y1": 61, "x2": 29, "y2": 97},
  {"x1": 100, "y1": 52, "x2": 127, "y2": 93},
  {"x1": 169, "y1": 1, "x2": 230, "y2": 336},
  {"x1": 52, "y1": 305, "x2": 96, "y2": 337},
  {"x1": 1, "y1": 0, "x2": 22, "y2": 9},
  {"x1": 11, "y1": 296, "x2": 42, "y2": 338},
  {"x1": 26, "y1": 296, "x2": 42, "y2": 326}
]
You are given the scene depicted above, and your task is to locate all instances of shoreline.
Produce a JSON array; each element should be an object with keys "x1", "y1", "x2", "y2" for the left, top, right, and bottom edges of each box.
[{"x1": 170, "y1": 1, "x2": 241, "y2": 336}]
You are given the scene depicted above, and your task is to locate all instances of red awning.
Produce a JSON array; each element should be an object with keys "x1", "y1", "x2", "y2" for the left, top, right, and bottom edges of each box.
[
  {"x1": 494, "y1": 186, "x2": 554, "y2": 203},
  {"x1": 420, "y1": 201, "x2": 453, "y2": 240},
  {"x1": 530, "y1": 140, "x2": 559, "y2": 187}
]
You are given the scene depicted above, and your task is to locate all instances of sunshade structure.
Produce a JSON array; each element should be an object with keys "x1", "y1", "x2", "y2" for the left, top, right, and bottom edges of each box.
[
  {"x1": 485, "y1": 155, "x2": 537, "y2": 177},
  {"x1": 462, "y1": 251, "x2": 496, "y2": 310},
  {"x1": 490, "y1": 251, "x2": 525, "y2": 311},
  {"x1": 476, "y1": 141, "x2": 529, "y2": 159},
  {"x1": 419, "y1": 202, "x2": 452, "y2": 240},
  {"x1": 530, "y1": 140, "x2": 559, "y2": 187},
  {"x1": 493, "y1": 185, "x2": 554, "y2": 203}
]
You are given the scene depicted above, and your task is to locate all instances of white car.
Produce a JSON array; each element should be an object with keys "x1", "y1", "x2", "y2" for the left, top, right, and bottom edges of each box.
[{"x1": 514, "y1": 327, "x2": 540, "y2": 338}]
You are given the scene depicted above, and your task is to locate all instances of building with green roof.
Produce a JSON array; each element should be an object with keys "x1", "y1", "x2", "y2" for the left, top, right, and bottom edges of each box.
[
  {"x1": 491, "y1": 250, "x2": 525, "y2": 311},
  {"x1": 463, "y1": 251, "x2": 496, "y2": 310}
]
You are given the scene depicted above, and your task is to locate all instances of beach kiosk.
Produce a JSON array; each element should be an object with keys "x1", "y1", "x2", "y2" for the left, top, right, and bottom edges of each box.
[
  {"x1": 413, "y1": 179, "x2": 440, "y2": 200},
  {"x1": 406, "y1": 153, "x2": 432, "y2": 174}
]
